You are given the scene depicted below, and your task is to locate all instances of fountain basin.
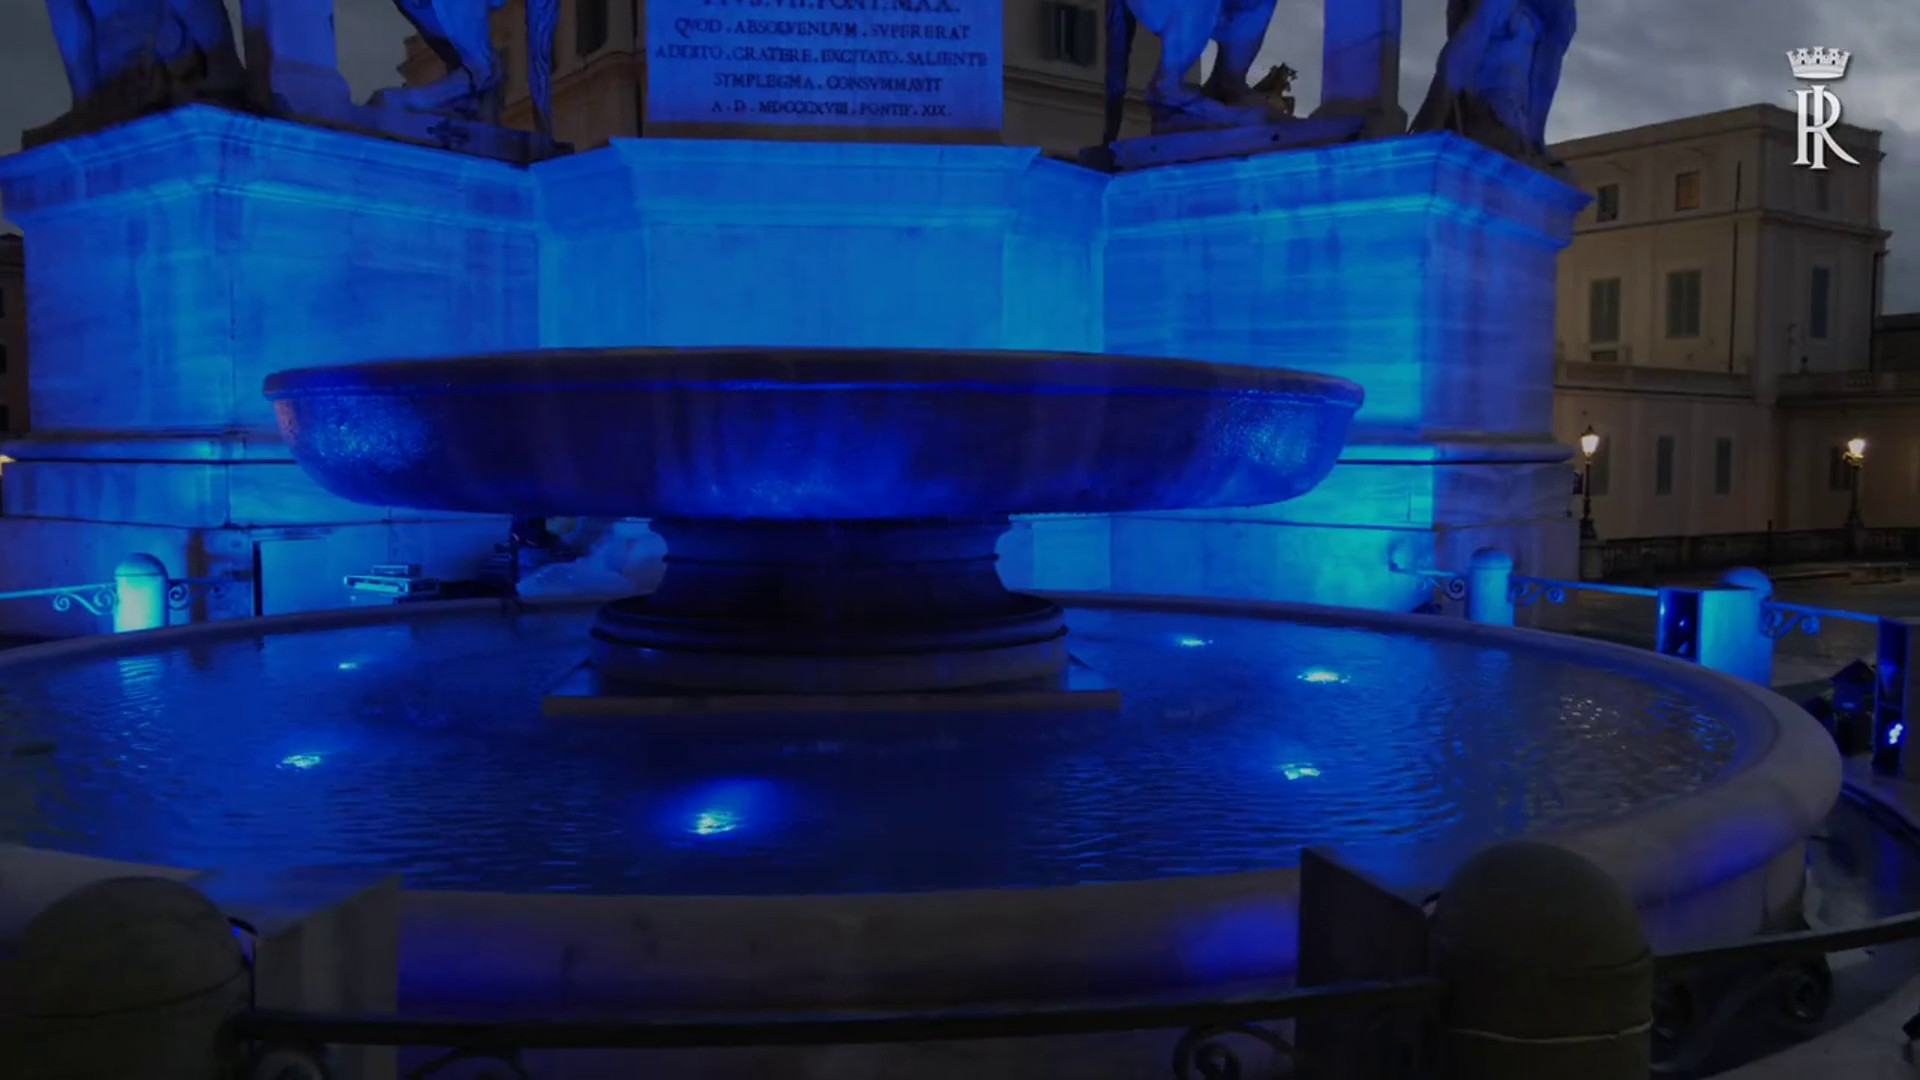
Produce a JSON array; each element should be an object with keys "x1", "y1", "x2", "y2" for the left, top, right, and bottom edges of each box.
[
  {"x1": 264, "y1": 348, "x2": 1363, "y2": 694},
  {"x1": 1, "y1": 595, "x2": 1838, "y2": 1050},
  {"x1": 261, "y1": 348, "x2": 1363, "y2": 520}
]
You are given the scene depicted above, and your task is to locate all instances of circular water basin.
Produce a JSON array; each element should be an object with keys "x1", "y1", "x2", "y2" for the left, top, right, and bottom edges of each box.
[{"x1": 5, "y1": 601, "x2": 1742, "y2": 894}]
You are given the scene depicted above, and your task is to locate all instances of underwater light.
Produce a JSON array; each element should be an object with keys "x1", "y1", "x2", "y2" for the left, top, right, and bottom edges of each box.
[
  {"x1": 1174, "y1": 636, "x2": 1210, "y2": 648},
  {"x1": 1891, "y1": 723, "x2": 1906, "y2": 747},
  {"x1": 1298, "y1": 669, "x2": 1346, "y2": 684},
  {"x1": 691, "y1": 809, "x2": 741, "y2": 836},
  {"x1": 279, "y1": 753, "x2": 323, "y2": 770},
  {"x1": 1280, "y1": 763, "x2": 1322, "y2": 781},
  {"x1": 337, "y1": 661, "x2": 360, "y2": 671}
]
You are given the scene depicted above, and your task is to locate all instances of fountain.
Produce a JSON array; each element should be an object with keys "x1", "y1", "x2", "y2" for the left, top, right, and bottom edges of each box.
[
  {"x1": 264, "y1": 347, "x2": 1361, "y2": 701},
  {"x1": 0, "y1": 0, "x2": 1854, "y2": 1075}
]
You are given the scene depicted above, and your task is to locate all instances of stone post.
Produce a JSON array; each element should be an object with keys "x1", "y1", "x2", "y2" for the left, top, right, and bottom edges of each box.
[
  {"x1": 16, "y1": 877, "x2": 250, "y2": 1080},
  {"x1": 1873, "y1": 617, "x2": 1918, "y2": 777},
  {"x1": 112, "y1": 554, "x2": 169, "y2": 633},
  {"x1": 1314, "y1": 0, "x2": 1409, "y2": 136},
  {"x1": 241, "y1": 0, "x2": 353, "y2": 118},
  {"x1": 1466, "y1": 548, "x2": 1515, "y2": 626},
  {"x1": 1433, "y1": 841, "x2": 1652, "y2": 1080},
  {"x1": 1713, "y1": 567, "x2": 1775, "y2": 687}
]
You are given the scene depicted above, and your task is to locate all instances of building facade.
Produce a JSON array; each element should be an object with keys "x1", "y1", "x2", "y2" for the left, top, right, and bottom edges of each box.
[
  {"x1": 1548, "y1": 104, "x2": 1910, "y2": 541},
  {"x1": 0, "y1": 233, "x2": 25, "y2": 436},
  {"x1": 397, "y1": 0, "x2": 1165, "y2": 156}
]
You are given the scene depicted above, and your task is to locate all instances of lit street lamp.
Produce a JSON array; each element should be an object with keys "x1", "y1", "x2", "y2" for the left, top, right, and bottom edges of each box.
[
  {"x1": 1844, "y1": 436, "x2": 1866, "y2": 530},
  {"x1": 1578, "y1": 425, "x2": 1601, "y2": 541}
]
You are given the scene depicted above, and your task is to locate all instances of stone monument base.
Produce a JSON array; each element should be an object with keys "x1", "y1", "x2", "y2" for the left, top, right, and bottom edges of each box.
[{"x1": 0, "y1": 108, "x2": 1583, "y2": 634}]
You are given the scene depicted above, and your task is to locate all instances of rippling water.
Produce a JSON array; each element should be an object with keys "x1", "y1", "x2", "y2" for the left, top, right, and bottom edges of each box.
[{"x1": 0, "y1": 606, "x2": 1737, "y2": 894}]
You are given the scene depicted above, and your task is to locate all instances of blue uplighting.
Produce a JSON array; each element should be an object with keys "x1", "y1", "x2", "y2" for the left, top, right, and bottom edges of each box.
[
  {"x1": 1891, "y1": 723, "x2": 1905, "y2": 747},
  {"x1": 1298, "y1": 669, "x2": 1346, "y2": 685},
  {"x1": 278, "y1": 753, "x2": 324, "y2": 770},
  {"x1": 1174, "y1": 636, "x2": 1210, "y2": 648},
  {"x1": 1279, "y1": 763, "x2": 1322, "y2": 781},
  {"x1": 672, "y1": 778, "x2": 782, "y2": 839}
]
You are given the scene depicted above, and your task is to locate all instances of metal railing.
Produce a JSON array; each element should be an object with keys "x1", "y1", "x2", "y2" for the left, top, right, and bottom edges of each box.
[
  {"x1": 0, "y1": 575, "x2": 228, "y2": 628},
  {"x1": 217, "y1": 890, "x2": 1920, "y2": 1080}
]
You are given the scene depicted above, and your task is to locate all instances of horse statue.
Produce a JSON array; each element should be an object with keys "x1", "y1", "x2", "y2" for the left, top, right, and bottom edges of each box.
[
  {"x1": 1411, "y1": 0, "x2": 1576, "y2": 173},
  {"x1": 37, "y1": 0, "x2": 558, "y2": 145},
  {"x1": 368, "y1": 0, "x2": 559, "y2": 137},
  {"x1": 1101, "y1": 0, "x2": 1292, "y2": 144}
]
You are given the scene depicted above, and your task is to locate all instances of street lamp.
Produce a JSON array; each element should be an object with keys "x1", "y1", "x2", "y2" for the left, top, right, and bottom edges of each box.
[
  {"x1": 1578, "y1": 425, "x2": 1601, "y2": 541},
  {"x1": 1844, "y1": 436, "x2": 1867, "y2": 530}
]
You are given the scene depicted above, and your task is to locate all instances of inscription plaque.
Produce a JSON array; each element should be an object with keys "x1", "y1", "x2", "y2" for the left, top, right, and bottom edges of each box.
[{"x1": 645, "y1": 0, "x2": 1004, "y2": 137}]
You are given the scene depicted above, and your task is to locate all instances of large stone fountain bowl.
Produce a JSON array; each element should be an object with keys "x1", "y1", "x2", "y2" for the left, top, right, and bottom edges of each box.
[{"x1": 262, "y1": 347, "x2": 1364, "y2": 520}]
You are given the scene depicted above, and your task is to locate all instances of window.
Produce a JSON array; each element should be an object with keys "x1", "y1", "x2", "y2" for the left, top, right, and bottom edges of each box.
[
  {"x1": 1588, "y1": 277, "x2": 1622, "y2": 345},
  {"x1": 1665, "y1": 270, "x2": 1703, "y2": 338},
  {"x1": 1042, "y1": 3, "x2": 1098, "y2": 66},
  {"x1": 1595, "y1": 183, "x2": 1620, "y2": 223},
  {"x1": 576, "y1": 0, "x2": 608, "y2": 57},
  {"x1": 1809, "y1": 266, "x2": 1831, "y2": 340},
  {"x1": 1829, "y1": 447, "x2": 1856, "y2": 491},
  {"x1": 1587, "y1": 441, "x2": 1611, "y2": 496},
  {"x1": 1713, "y1": 437, "x2": 1734, "y2": 495},
  {"x1": 1654, "y1": 436, "x2": 1676, "y2": 495},
  {"x1": 1674, "y1": 171, "x2": 1701, "y2": 211}
]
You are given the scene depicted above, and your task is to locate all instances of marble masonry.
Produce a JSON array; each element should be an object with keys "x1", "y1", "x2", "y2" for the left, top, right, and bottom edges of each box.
[{"x1": 0, "y1": 0, "x2": 1586, "y2": 635}]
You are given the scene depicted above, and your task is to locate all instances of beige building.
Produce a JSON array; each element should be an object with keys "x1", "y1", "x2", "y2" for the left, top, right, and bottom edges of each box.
[
  {"x1": 1549, "y1": 104, "x2": 1909, "y2": 541},
  {"x1": 398, "y1": 0, "x2": 1162, "y2": 156},
  {"x1": 0, "y1": 233, "x2": 24, "y2": 435}
]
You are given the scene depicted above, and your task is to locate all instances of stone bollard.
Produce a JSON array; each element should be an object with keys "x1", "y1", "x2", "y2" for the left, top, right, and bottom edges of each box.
[
  {"x1": 112, "y1": 554, "x2": 170, "y2": 633},
  {"x1": 15, "y1": 876, "x2": 251, "y2": 1080},
  {"x1": 1712, "y1": 568, "x2": 1776, "y2": 687},
  {"x1": 1433, "y1": 841, "x2": 1652, "y2": 1080},
  {"x1": 1465, "y1": 548, "x2": 1515, "y2": 626}
]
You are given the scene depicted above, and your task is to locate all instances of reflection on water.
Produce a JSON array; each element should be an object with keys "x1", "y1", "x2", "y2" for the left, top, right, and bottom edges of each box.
[{"x1": 0, "y1": 607, "x2": 1737, "y2": 895}]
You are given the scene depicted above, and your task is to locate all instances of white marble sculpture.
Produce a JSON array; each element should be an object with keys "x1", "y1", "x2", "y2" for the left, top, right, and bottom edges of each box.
[
  {"x1": 1411, "y1": 0, "x2": 1577, "y2": 173},
  {"x1": 33, "y1": 0, "x2": 247, "y2": 145},
  {"x1": 1101, "y1": 0, "x2": 1292, "y2": 142},
  {"x1": 37, "y1": 0, "x2": 558, "y2": 146}
]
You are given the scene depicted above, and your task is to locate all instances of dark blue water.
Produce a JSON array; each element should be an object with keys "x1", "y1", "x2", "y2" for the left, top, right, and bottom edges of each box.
[{"x1": 0, "y1": 606, "x2": 1738, "y2": 894}]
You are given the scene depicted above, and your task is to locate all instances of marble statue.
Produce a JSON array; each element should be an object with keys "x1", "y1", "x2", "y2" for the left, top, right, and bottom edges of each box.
[
  {"x1": 1411, "y1": 0, "x2": 1576, "y2": 172},
  {"x1": 1101, "y1": 0, "x2": 1291, "y2": 143},
  {"x1": 369, "y1": 0, "x2": 558, "y2": 137},
  {"x1": 37, "y1": 0, "x2": 247, "y2": 143}
]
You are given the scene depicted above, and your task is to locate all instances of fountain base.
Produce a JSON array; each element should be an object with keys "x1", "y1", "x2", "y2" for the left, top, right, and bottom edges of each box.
[
  {"x1": 582, "y1": 518, "x2": 1087, "y2": 697},
  {"x1": 541, "y1": 657, "x2": 1119, "y2": 722}
]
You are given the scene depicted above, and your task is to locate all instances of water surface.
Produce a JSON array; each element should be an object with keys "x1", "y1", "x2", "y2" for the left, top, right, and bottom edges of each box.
[{"x1": 0, "y1": 606, "x2": 1738, "y2": 894}]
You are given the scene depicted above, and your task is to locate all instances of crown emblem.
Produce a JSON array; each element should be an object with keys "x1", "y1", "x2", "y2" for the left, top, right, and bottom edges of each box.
[{"x1": 1787, "y1": 47, "x2": 1851, "y2": 80}]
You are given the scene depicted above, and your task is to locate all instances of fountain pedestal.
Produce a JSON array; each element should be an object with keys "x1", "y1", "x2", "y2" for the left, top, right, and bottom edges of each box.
[{"x1": 591, "y1": 518, "x2": 1067, "y2": 694}]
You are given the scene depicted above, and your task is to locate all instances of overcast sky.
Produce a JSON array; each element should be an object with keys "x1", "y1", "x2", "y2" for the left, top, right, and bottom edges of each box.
[{"x1": 2, "y1": 0, "x2": 1915, "y2": 309}]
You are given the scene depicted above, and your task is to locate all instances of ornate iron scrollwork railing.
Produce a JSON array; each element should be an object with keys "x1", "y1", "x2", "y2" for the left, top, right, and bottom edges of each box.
[
  {"x1": 1758, "y1": 601, "x2": 1874, "y2": 642},
  {"x1": 166, "y1": 576, "x2": 230, "y2": 611},
  {"x1": 1390, "y1": 564, "x2": 1468, "y2": 603},
  {"x1": 0, "y1": 582, "x2": 119, "y2": 617}
]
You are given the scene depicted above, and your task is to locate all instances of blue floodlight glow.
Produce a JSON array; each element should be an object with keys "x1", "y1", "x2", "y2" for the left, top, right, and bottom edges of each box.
[
  {"x1": 1279, "y1": 762, "x2": 1322, "y2": 781},
  {"x1": 1174, "y1": 636, "x2": 1210, "y2": 648},
  {"x1": 337, "y1": 661, "x2": 360, "y2": 671},
  {"x1": 1298, "y1": 669, "x2": 1346, "y2": 685},
  {"x1": 671, "y1": 778, "x2": 783, "y2": 839},
  {"x1": 278, "y1": 753, "x2": 324, "y2": 770},
  {"x1": 1891, "y1": 723, "x2": 1906, "y2": 747}
]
